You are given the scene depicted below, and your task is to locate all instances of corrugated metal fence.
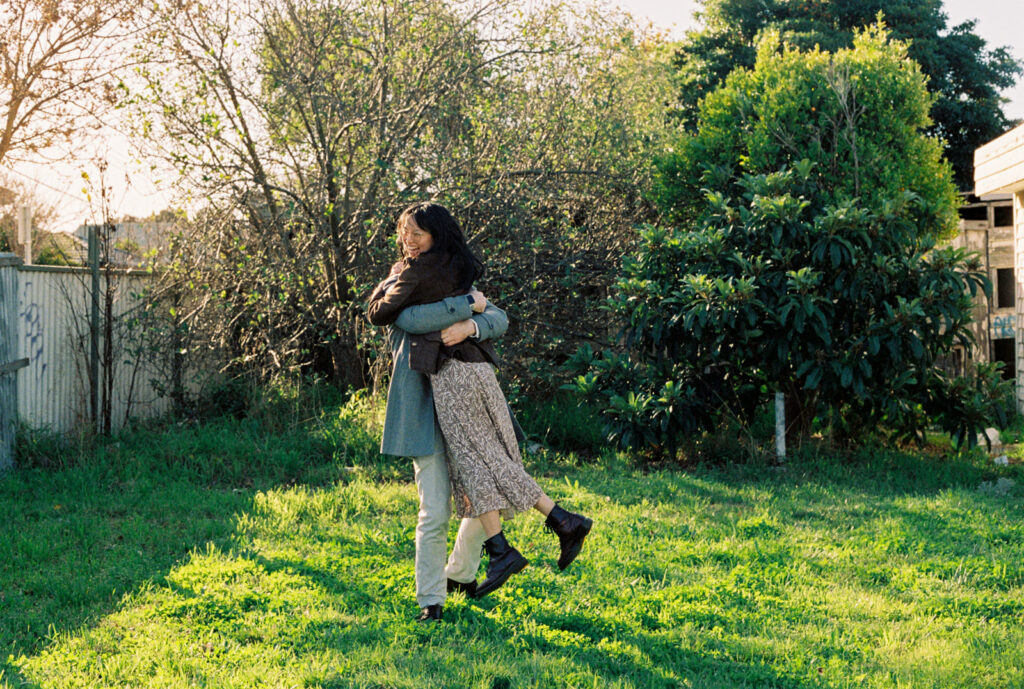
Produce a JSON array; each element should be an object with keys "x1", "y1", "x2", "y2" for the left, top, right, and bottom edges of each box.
[
  {"x1": 1, "y1": 253, "x2": 175, "y2": 458},
  {"x1": 17, "y1": 264, "x2": 92, "y2": 433}
]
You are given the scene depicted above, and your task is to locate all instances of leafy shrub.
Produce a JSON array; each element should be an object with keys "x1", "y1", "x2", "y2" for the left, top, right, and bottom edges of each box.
[
  {"x1": 577, "y1": 166, "x2": 1010, "y2": 457},
  {"x1": 573, "y1": 26, "x2": 1011, "y2": 458}
]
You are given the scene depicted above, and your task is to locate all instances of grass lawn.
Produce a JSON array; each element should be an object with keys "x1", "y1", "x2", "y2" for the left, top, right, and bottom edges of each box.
[{"x1": 1, "y1": 395, "x2": 1022, "y2": 688}]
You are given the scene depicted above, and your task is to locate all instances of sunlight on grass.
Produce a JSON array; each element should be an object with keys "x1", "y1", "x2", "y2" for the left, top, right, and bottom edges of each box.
[{"x1": 2, "y1": 400, "x2": 1023, "y2": 688}]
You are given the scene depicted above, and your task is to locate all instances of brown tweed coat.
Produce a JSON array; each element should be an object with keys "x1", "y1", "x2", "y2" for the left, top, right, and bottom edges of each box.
[{"x1": 367, "y1": 252, "x2": 498, "y2": 374}]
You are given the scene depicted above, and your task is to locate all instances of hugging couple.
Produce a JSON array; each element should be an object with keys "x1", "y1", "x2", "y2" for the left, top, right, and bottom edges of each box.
[{"x1": 366, "y1": 202, "x2": 593, "y2": 623}]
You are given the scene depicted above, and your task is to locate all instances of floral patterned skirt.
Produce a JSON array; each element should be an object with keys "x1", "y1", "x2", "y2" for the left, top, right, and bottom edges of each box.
[{"x1": 430, "y1": 360, "x2": 542, "y2": 519}]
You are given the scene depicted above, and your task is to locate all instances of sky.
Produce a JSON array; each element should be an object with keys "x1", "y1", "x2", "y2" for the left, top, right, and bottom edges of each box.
[{"x1": 7, "y1": 0, "x2": 1024, "y2": 235}]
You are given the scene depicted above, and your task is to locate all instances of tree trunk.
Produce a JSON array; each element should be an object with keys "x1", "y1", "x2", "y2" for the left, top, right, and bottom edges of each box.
[{"x1": 329, "y1": 337, "x2": 365, "y2": 391}]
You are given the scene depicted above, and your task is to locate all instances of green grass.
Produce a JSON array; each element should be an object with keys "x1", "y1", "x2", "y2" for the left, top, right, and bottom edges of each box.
[{"x1": 1, "y1": 395, "x2": 1023, "y2": 688}]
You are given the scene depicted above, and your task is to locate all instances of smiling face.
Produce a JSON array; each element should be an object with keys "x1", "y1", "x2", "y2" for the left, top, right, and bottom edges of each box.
[{"x1": 399, "y1": 216, "x2": 433, "y2": 258}]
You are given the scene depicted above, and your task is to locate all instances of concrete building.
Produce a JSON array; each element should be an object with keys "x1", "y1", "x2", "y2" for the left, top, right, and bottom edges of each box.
[
  {"x1": 975, "y1": 123, "x2": 1024, "y2": 412},
  {"x1": 951, "y1": 192, "x2": 1016, "y2": 380}
]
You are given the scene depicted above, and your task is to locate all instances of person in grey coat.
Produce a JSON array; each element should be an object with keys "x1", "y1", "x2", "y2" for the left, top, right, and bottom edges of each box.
[{"x1": 370, "y1": 274, "x2": 508, "y2": 622}]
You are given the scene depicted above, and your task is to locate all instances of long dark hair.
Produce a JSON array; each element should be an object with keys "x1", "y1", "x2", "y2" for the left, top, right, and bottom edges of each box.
[{"x1": 398, "y1": 202, "x2": 484, "y2": 290}]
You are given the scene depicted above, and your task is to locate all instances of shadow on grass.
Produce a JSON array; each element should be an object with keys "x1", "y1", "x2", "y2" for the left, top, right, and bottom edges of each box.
[
  {"x1": 0, "y1": 415, "x2": 371, "y2": 688},
  {"x1": 588, "y1": 439, "x2": 1023, "y2": 519},
  {"x1": 249, "y1": 545, "x2": 828, "y2": 689},
  {"x1": 708, "y1": 441, "x2": 1012, "y2": 495},
  {"x1": 694, "y1": 443, "x2": 1024, "y2": 556},
  {"x1": 0, "y1": 468, "x2": 261, "y2": 688},
  {"x1": 0, "y1": 404, "x2": 385, "y2": 641}
]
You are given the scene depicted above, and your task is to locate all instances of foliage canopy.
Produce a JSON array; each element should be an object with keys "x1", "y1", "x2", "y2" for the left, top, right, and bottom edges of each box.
[
  {"x1": 0, "y1": 0, "x2": 137, "y2": 167},
  {"x1": 130, "y1": 0, "x2": 674, "y2": 392},
  {"x1": 670, "y1": 0, "x2": 1023, "y2": 189},
  {"x1": 658, "y1": 26, "x2": 959, "y2": 230}
]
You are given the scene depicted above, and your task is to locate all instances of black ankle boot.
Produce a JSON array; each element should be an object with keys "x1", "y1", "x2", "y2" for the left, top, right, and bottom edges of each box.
[
  {"x1": 416, "y1": 604, "x2": 443, "y2": 623},
  {"x1": 447, "y1": 578, "x2": 478, "y2": 597},
  {"x1": 545, "y1": 504, "x2": 593, "y2": 571},
  {"x1": 475, "y1": 531, "x2": 528, "y2": 598}
]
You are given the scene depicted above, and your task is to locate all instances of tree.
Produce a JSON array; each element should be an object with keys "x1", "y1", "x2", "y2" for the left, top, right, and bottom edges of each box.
[
  {"x1": 0, "y1": 0, "x2": 138, "y2": 167},
  {"x1": 658, "y1": 25, "x2": 959, "y2": 230},
  {"x1": 130, "y1": 0, "x2": 502, "y2": 388},
  {"x1": 670, "y1": 0, "x2": 1022, "y2": 189},
  {"x1": 578, "y1": 27, "x2": 1011, "y2": 456},
  {"x1": 129, "y1": 0, "x2": 675, "y2": 391}
]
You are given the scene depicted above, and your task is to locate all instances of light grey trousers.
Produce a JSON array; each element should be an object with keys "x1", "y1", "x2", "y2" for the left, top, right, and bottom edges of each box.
[{"x1": 411, "y1": 428, "x2": 486, "y2": 607}]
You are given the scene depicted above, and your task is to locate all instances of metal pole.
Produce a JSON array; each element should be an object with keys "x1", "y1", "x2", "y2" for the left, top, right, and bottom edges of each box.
[
  {"x1": 89, "y1": 225, "x2": 100, "y2": 432},
  {"x1": 775, "y1": 391, "x2": 786, "y2": 461}
]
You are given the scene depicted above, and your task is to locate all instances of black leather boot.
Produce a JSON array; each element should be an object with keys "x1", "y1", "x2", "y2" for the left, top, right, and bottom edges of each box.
[
  {"x1": 475, "y1": 531, "x2": 528, "y2": 598},
  {"x1": 447, "y1": 578, "x2": 478, "y2": 597},
  {"x1": 545, "y1": 504, "x2": 593, "y2": 571},
  {"x1": 416, "y1": 604, "x2": 443, "y2": 622}
]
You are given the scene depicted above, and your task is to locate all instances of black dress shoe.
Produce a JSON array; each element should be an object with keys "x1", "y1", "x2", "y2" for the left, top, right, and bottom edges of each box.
[
  {"x1": 416, "y1": 604, "x2": 443, "y2": 622},
  {"x1": 476, "y1": 531, "x2": 528, "y2": 598},
  {"x1": 545, "y1": 504, "x2": 593, "y2": 571},
  {"x1": 447, "y1": 578, "x2": 478, "y2": 597}
]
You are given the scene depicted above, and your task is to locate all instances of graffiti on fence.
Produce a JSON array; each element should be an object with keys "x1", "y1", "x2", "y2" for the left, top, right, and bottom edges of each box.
[
  {"x1": 19, "y1": 281, "x2": 46, "y2": 384},
  {"x1": 992, "y1": 314, "x2": 1016, "y2": 339}
]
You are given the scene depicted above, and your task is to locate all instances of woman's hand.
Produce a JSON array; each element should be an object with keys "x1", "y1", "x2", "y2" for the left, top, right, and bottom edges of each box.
[
  {"x1": 441, "y1": 319, "x2": 476, "y2": 346},
  {"x1": 469, "y1": 289, "x2": 486, "y2": 313}
]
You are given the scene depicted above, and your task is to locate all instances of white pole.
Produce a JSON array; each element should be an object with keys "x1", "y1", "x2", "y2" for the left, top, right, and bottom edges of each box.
[
  {"x1": 16, "y1": 205, "x2": 32, "y2": 265},
  {"x1": 775, "y1": 391, "x2": 786, "y2": 461}
]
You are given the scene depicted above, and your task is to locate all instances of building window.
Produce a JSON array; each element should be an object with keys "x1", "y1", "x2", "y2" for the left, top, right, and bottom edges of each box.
[
  {"x1": 994, "y1": 205, "x2": 1013, "y2": 227},
  {"x1": 993, "y1": 338, "x2": 1016, "y2": 381},
  {"x1": 958, "y1": 204, "x2": 987, "y2": 221},
  {"x1": 997, "y1": 268, "x2": 1015, "y2": 309}
]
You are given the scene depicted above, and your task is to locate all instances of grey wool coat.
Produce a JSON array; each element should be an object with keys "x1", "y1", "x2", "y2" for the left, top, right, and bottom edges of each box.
[{"x1": 371, "y1": 291, "x2": 509, "y2": 458}]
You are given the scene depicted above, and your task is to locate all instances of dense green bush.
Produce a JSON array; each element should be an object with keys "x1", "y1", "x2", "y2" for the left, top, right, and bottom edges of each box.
[
  {"x1": 577, "y1": 167, "x2": 1009, "y2": 456},
  {"x1": 575, "y1": 27, "x2": 1011, "y2": 457},
  {"x1": 656, "y1": 25, "x2": 959, "y2": 231}
]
